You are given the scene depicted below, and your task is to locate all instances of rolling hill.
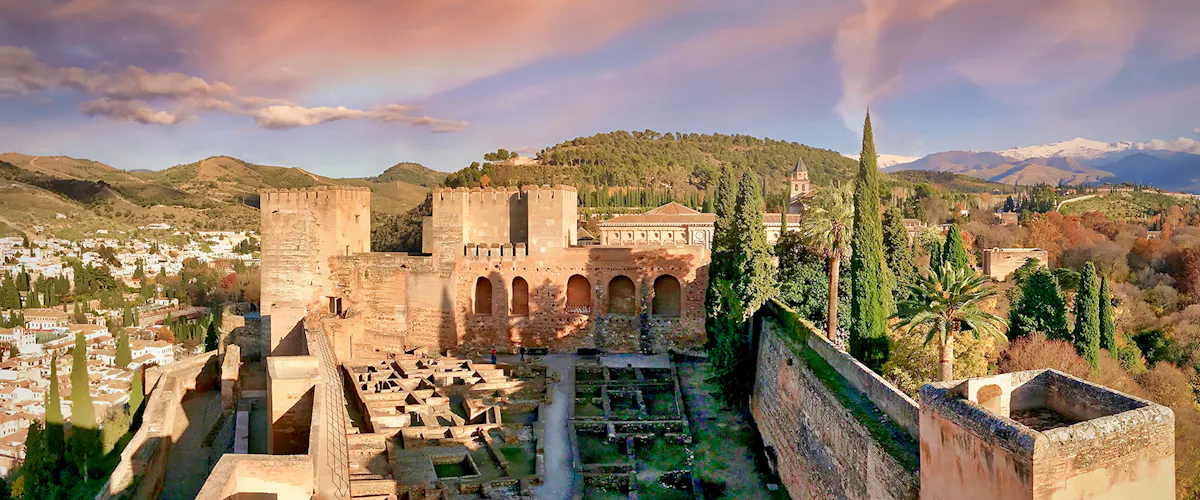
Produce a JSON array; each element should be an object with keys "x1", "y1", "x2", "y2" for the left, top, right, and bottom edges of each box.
[{"x1": 0, "y1": 153, "x2": 437, "y2": 238}]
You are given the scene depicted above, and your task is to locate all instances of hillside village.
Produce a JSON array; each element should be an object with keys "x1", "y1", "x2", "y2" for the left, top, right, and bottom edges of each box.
[{"x1": 0, "y1": 231, "x2": 258, "y2": 476}]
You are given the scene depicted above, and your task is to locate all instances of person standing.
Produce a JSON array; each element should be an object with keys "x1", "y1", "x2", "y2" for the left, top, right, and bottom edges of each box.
[{"x1": 491, "y1": 348, "x2": 497, "y2": 365}]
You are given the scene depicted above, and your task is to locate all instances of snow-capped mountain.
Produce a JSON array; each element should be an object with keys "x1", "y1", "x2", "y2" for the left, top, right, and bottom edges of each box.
[
  {"x1": 843, "y1": 153, "x2": 921, "y2": 169},
  {"x1": 996, "y1": 137, "x2": 1136, "y2": 162}
]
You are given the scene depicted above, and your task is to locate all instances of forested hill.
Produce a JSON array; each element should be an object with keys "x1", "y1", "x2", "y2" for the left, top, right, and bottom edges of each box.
[{"x1": 444, "y1": 131, "x2": 859, "y2": 193}]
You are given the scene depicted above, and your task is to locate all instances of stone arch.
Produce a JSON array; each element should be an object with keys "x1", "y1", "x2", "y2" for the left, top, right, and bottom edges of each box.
[
  {"x1": 977, "y1": 384, "x2": 1003, "y2": 414},
  {"x1": 511, "y1": 277, "x2": 529, "y2": 316},
  {"x1": 566, "y1": 275, "x2": 592, "y2": 313},
  {"x1": 652, "y1": 275, "x2": 682, "y2": 317},
  {"x1": 474, "y1": 277, "x2": 493, "y2": 315},
  {"x1": 607, "y1": 275, "x2": 637, "y2": 314}
]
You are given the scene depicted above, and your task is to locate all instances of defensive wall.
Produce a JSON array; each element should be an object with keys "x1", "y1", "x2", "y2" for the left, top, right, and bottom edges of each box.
[
  {"x1": 260, "y1": 185, "x2": 709, "y2": 360},
  {"x1": 101, "y1": 351, "x2": 221, "y2": 499},
  {"x1": 260, "y1": 186, "x2": 371, "y2": 356},
  {"x1": 749, "y1": 300, "x2": 1176, "y2": 500},
  {"x1": 750, "y1": 301, "x2": 920, "y2": 499}
]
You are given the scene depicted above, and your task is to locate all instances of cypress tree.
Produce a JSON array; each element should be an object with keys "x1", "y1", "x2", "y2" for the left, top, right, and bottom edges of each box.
[
  {"x1": 130, "y1": 369, "x2": 144, "y2": 414},
  {"x1": 1099, "y1": 276, "x2": 1116, "y2": 351},
  {"x1": 69, "y1": 331, "x2": 98, "y2": 477},
  {"x1": 19, "y1": 421, "x2": 51, "y2": 500},
  {"x1": 701, "y1": 190, "x2": 714, "y2": 213},
  {"x1": 205, "y1": 319, "x2": 220, "y2": 352},
  {"x1": 849, "y1": 110, "x2": 892, "y2": 371},
  {"x1": 941, "y1": 224, "x2": 971, "y2": 272},
  {"x1": 711, "y1": 168, "x2": 739, "y2": 281},
  {"x1": 882, "y1": 208, "x2": 916, "y2": 303},
  {"x1": 45, "y1": 359, "x2": 64, "y2": 463},
  {"x1": 1073, "y1": 262, "x2": 1101, "y2": 369},
  {"x1": 25, "y1": 289, "x2": 40, "y2": 309},
  {"x1": 731, "y1": 171, "x2": 776, "y2": 316},
  {"x1": 116, "y1": 328, "x2": 132, "y2": 367},
  {"x1": 1008, "y1": 268, "x2": 1069, "y2": 341}
]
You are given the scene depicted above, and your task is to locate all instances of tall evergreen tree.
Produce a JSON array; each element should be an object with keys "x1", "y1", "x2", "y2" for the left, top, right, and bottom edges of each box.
[
  {"x1": 45, "y1": 359, "x2": 64, "y2": 465},
  {"x1": 18, "y1": 421, "x2": 52, "y2": 500},
  {"x1": 69, "y1": 331, "x2": 98, "y2": 477},
  {"x1": 130, "y1": 369, "x2": 144, "y2": 414},
  {"x1": 1073, "y1": 262, "x2": 1101, "y2": 369},
  {"x1": 1099, "y1": 276, "x2": 1116, "y2": 351},
  {"x1": 710, "y1": 168, "x2": 739, "y2": 281},
  {"x1": 1008, "y1": 268, "x2": 1069, "y2": 341},
  {"x1": 701, "y1": 190, "x2": 714, "y2": 213},
  {"x1": 941, "y1": 224, "x2": 972, "y2": 272},
  {"x1": 204, "y1": 320, "x2": 220, "y2": 352},
  {"x1": 882, "y1": 208, "x2": 917, "y2": 303},
  {"x1": 849, "y1": 111, "x2": 892, "y2": 371},
  {"x1": 116, "y1": 328, "x2": 132, "y2": 367},
  {"x1": 731, "y1": 172, "x2": 776, "y2": 316},
  {"x1": 25, "y1": 289, "x2": 40, "y2": 309}
]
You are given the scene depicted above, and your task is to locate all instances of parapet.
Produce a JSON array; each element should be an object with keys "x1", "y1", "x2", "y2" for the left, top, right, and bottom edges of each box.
[
  {"x1": 260, "y1": 185, "x2": 372, "y2": 203},
  {"x1": 920, "y1": 369, "x2": 1175, "y2": 499},
  {"x1": 431, "y1": 184, "x2": 577, "y2": 201}
]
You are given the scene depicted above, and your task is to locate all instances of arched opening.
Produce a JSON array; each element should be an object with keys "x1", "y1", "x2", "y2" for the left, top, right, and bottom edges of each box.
[
  {"x1": 511, "y1": 277, "x2": 529, "y2": 316},
  {"x1": 566, "y1": 275, "x2": 591, "y2": 314},
  {"x1": 977, "y1": 384, "x2": 1003, "y2": 414},
  {"x1": 652, "y1": 275, "x2": 681, "y2": 317},
  {"x1": 607, "y1": 276, "x2": 636, "y2": 314},
  {"x1": 474, "y1": 277, "x2": 493, "y2": 315}
]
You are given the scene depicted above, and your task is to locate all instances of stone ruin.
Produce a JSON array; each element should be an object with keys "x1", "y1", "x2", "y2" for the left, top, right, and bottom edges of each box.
[
  {"x1": 570, "y1": 356, "x2": 694, "y2": 498},
  {"x1": 343, "y1": 352, "x2": 547, "y2": 499}
]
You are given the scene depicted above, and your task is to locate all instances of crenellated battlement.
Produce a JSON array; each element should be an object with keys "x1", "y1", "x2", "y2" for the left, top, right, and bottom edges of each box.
[
  {"x1": 261, "y1": 186, "x2": 372, "y2": 205},
  {"x1": 431, "y1": 184, "x2": 577, "y2": 201}
]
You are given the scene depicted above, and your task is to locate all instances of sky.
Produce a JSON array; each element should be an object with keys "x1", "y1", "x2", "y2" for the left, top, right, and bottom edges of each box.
[{"x1": 1, "y1": 0, "x2": 1199, "y2": 177}]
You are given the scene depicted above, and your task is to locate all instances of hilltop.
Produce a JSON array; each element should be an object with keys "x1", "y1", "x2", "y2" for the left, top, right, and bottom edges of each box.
[{"x1": 0, "y1": 154, "x2": 433, "y2": 239}]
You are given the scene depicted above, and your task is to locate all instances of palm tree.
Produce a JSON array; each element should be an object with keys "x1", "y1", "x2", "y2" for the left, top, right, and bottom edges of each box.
[
  {"x1": 799, "y1": 183, "x2": 854, "y2": 340},
  {"x1": 893, "y1": 263, "x2": 1007, "y2": 381}
]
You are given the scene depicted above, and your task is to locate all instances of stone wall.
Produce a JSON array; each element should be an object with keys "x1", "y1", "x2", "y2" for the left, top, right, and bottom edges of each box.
[
  {"x1": 750, "y1": 305, "x2": 918, "y2": 500},
  {"x1": 260, "y1": 186, "x2": 370, "y2": 356},
  {"x1": 194, "y1": 454, "x2": 315, "y2": 500},
  {"x1": 323, "y1": 245, "x2": 708, "y2": 357},
  {"x1": 982, "y1": 248, "x2": 1048, "y2": 281},
  {"x1": 100, "y1": 352, "x2": 221, "y2": 499}
]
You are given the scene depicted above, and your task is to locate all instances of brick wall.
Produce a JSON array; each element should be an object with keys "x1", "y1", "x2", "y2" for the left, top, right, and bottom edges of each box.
[{"x1": 750, "y1": 317, "x2": 918, "y2": 500}]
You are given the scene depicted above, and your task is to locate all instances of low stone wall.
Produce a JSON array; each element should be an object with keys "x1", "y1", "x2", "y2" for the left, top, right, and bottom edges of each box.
[
  {"x1": 750, "y1": 302, "x2": 919, "y2": 500},
  {"x1": 194, "y1": 454, "x2": 314, "y2": 500},
  {"x1": 99, "y1": 351, "x2": 221, "y2": 499}
]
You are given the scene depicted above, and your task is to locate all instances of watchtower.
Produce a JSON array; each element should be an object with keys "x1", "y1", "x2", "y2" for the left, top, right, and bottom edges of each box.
[{"x1": 259, "y1": 186, "x2": 371, "y2": 356}]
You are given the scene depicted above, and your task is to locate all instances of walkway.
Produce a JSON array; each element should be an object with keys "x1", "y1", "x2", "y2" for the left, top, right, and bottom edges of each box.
[{"x1": 531, "y1": 354, "x2": 577, "y2": 500}]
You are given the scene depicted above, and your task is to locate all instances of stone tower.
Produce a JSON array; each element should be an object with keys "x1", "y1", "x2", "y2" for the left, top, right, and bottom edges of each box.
[
  {"x1": 789, "y1": 157, "x2": 812, "y2": 214},
  {"x1": 259, "y1": 186, "x2": 371, "y2": 356}
]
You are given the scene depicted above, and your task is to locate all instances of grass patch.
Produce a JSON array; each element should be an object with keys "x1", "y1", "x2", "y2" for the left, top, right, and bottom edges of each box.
[
  {"x1": 500, "y1": 445, "x2": 536, "y2": 476},
  {"x1": 578, "y1": 433, "x2": 626, "y2": 464},
  {"x1": 644, "y1": 389, "x2": 677, "y2": 416},
  {"x1": 575, "y1": 399, "x2": 604, "y2": 417},
  {"x1": 637, "y1": 438, "x2": 689, "y2": 472}
]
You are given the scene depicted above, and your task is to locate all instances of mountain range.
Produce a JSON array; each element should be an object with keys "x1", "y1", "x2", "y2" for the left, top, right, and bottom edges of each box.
[
  {"x1": 0, "y1": 152, "x2": 441, "y2": 238},
  {"x1": 881, "y1": 137, "x2": 1200, "y2": 192}
]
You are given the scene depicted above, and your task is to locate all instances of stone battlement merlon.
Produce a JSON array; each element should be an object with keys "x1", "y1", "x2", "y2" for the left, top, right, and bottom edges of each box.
[{"x1": 260, "y1": 185, "x2": 372, "y2": 203}]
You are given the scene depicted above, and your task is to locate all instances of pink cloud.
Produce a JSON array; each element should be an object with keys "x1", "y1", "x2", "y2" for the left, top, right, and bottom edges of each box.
[{"x1": 0, "y1": 45, "x2": 466, "y2": 130}]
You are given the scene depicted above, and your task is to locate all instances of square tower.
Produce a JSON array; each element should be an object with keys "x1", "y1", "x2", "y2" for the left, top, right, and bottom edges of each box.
[{"x1": 920, "y1": 369, "x2": 1174, "y2": 500}]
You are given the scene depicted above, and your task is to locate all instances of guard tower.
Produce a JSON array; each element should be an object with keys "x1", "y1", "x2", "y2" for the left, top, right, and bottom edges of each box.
[{"x1": 789, "y1": 157, "x2": 813, "y2": 214}]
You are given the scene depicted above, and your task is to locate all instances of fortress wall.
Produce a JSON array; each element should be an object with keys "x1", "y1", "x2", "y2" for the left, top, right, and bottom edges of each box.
[
  {"x1": 455, "y1": 245, "x2": 708, "y2": 354},
  {"x1": 432, "y1": 186, "x2": 529, "y2": 247},
  {"x1": 525, "y1": 185, "x2": 577, "y2": 256},
  {"x1": 751, "y1": 308, "x2": 918, "y2": 500},
  {"x1": 260, "y1": 187, "x2": 370, "y2": 355}
]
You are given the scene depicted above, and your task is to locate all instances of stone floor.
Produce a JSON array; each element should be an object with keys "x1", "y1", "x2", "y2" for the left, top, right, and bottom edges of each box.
[{"x1": 160, "y1": 389, "x2": 229, "y2": 500}]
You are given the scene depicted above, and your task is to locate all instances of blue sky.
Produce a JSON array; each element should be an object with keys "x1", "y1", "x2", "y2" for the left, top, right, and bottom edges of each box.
[{"x1": 1, "y1": 0, "x2": 1198, "y2": 176}]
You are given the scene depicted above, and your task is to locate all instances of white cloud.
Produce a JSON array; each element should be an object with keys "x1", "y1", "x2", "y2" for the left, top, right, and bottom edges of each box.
[
  {"x1": 1193, "y1": 127, "x2": 1200, "y2": 136},
  {"x1": 1137, "y1": 137, "x2": 1200, "y2": 155},
  {"x1": 0, "y1": 45, "x2": 465, "y2": 131}
]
